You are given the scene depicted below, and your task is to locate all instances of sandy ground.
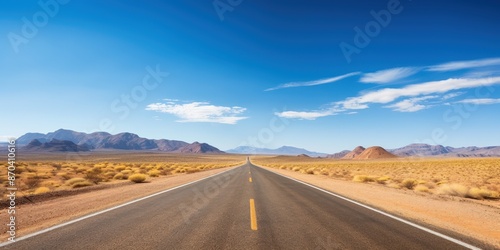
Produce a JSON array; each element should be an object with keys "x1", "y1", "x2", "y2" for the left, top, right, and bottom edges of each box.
[
  {"x1": 258, "y1": 165, "x2": 500, "y2": 249},
  {"x1": 0, "y1": 166, "x2": 236, "y2": 242}
]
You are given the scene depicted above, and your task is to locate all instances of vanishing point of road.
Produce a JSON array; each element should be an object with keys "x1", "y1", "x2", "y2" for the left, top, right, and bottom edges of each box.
[{"x1": 1, "y1": 160, "x2": 484, "y2": 249}]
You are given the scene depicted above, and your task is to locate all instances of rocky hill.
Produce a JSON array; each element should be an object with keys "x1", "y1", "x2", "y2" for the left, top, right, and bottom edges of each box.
[
  {"x1": 342, "y1": 146, "x2": 366, "y2": 159},
  {"x1": 355, "y1": 146, "x2": 397, "y2": 159}
]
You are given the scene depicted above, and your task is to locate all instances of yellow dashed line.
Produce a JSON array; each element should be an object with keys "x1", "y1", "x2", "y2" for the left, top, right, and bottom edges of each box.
[{"x1": 249, "y1": 199, "x2": 257, "y2": 230}]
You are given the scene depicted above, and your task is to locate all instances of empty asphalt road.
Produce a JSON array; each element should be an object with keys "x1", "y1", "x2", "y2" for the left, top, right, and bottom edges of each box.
[{"x1": 2, "y1": 160, "x2": 484, "y2": 249}]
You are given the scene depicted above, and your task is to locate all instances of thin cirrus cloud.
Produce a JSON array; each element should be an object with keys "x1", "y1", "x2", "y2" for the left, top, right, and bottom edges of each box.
[
  {"x1": 360, "y1": 67, "x2": 420, "y2": 84},
  {"x1": 276, "y1": 76, "x2": 500, "y2": 119},
  {"x1": 338, "y1": 76, "x2": 500, "y2": 111},
  {"x1": 426, "y1": 57, "x2": 500, "y2": 72},
  {"x1": 274, "y1": 110, "x2": 336, "y2": 120},
  {"x1": 384, "y1": 95, "x2": 438, "y2": 112},
  {"x1": 456, "y1": 98, "x2": 500, "y2": 105},
  {"x1": 265, "y1": 72, "x2": 360, "y2": 91},
  {"x1": 145, "y1": 101, "x2": 248, "y2": 124}
]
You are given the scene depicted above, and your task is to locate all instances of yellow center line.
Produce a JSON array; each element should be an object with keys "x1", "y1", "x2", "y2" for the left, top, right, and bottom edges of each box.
[
  {"x1": 249, "y1": 199, "x2": 258, "y2": 230},
  {"x1": 249, "y1": 177, "x2": 252, "y2": 182}
]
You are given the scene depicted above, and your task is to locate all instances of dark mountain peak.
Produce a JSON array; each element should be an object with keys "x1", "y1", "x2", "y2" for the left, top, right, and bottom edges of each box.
[
  {"x1": 176, "y1": 142, "x2": 223, "y2": 154},
  {"x1": 26, "y1": 139, "x2": 42, "y2": 147},
  {"x1": 113, "y1": 132, "x2": 139, "y2": 139},
  {"x1": 24, "y1": 139, "x2": 89, "y2": 152}
]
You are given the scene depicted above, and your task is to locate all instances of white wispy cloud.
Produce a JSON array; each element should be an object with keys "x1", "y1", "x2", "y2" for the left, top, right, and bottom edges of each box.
[
  {"x1": 360, "y1": 67, "x2": 420, "y2": 84},
  {"x1": 265, "y1": 72, "x2": 360, "y2": 91},
  {"x1": 338, "y1": 77, "x2": 500, "y2": 110},
  {"x1": 274, "y1": 110, "x2": 335, "y2": 120},
  {"x1": 427, "y1": 57, "x2": 500, "y2": 72},
  {"x1": 385, "y1": 95, "x2": 438, "y2": 112},
  {"x1": 277, "y1": 76, "x2": 500, "y2": 120},
  {"x1": 456, "y1": 98, "x2": 500, "y2": 105},
  {"x1": 146, "y1": 101, "x2": 248, "y2": 124},
  {"x1": 442, "y1": 92, "x2": 465, "y2": 100}
]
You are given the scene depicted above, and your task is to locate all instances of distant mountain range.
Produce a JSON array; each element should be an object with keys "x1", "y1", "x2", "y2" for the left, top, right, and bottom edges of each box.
[
  {"x1": 328, "y1": 143, "x2": 500, "y2": 158},
  {"x1": 389, "y1": 143, "x2": 500, "y2": 157},
  {"x1": 226, "y1": 146, "x2": 327, "y2": 157},
  {"x1": 6, "y1": 129, "x2": 500, "y2": 157},
  {"x1": 16, "y1": 129, "x2": 223, "y2": 153}
]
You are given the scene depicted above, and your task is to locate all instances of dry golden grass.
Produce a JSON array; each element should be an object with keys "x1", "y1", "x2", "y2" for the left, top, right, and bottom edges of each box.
[
  {"x1": 128, "y1": 174, "x2": 148, "y2": 183},
  {"x1": 0, "y1": 152, "x2": 245, "y2": 198},
  {"x1": 252, "y1": 156, "x2": 500, "y2": 200}
]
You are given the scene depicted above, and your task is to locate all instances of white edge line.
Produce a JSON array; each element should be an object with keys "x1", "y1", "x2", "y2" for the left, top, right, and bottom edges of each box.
[
  {"x1": 253, "y1": 163, "x2": 481, "y2": 250},
  {"x1": 0, "y1": 165, "x2": 241, "y2": 247}
]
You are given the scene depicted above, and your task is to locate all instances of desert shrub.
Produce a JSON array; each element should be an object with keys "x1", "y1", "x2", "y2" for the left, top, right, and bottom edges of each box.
[
  {"x1": 305, "y1": 168, "x2": 315, "y2": 175},
  {"x1": 376, "y1": 176, "x2": 391, "y2": 184},
  {"x1": 148, "y1": 170, "x2": 161, "y2": 177},
  {"x1": 121, "y1": 170, "x2": 132, "y2": 175},
  {"x1": 160, "y1": 169, "x2": 172, "y2": 176},
  {"x1": 104, "y1": 171, "x2": 117, "y2": 178},
  {"x1": 414, "y1": 184, "x2": 430, "y2": 193},
  {"x1": 85, "y1": 168, "x2": 103, "y2": 184},
  {"x1": 401, "y1": 179, "x2": 418, "y2": 189},
  {"x1": 467, "y1": 187, "x2": 499, "y2": 199},
  {"x1": 353, "y1": 175, "x2": 376, "y2": 183},
  {"x1": 14, "y1": 166, "x2": 26, "y2": 174},
  {"x1": 37, "y1": 173, "x2": 51, "y2": 179},
  {"x1": 65, "y1": 178, "x2": 86, "y2": 186},
  {"x1": 24, "y1": 175, "x2": 42, "y2": 190},
  {"x1": 34, "y1": 187, "x2": 50, "y2": 194},
  {"x1": 51, "y1": 163, "x2": 62, "y2": 170},
  {"x1": 114, "y1": 165, "x2": 126, "y2": 171},
  {"x1": 75, "y1": 166, "x2": 87, "y2": 173},
  {"x1": 113, "y1": 173, "x2": 125, "y2": 180},
  {"x1": 129, "y1": 174, "x2": 147, "y2": 183},
  {"x1": 71, "y1": 181, "x2": 94, "y2": 188},
  {"x1": 292, "y1": 166, "x2": 301, "y2": 172},
  {"x1": 56, "y1": 172, "x2": 71, "y2": 180},
  {"x1": 279, "y1": 165, "x2": 287, "y2": 169},
  {"x1": 437, "y1": 183, "x2": 468, "y2": 197}
]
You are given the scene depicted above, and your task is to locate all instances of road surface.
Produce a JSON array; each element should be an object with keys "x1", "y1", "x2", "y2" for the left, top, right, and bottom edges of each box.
[{"x1": 2, "y1": 160, "x2": 483, "y2": 249}]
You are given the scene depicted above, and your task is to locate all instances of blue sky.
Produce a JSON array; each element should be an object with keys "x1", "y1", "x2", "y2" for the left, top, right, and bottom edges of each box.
[{"x1": 1, "y1": 0, "x2": 500, "y2": 153}]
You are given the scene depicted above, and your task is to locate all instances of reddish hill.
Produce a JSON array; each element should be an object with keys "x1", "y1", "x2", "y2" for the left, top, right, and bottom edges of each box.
[
  {"x1": 342, "y1": 146, "x2": 366, "y2": 159},
  {"x1": 355, "y1": 146, "x2": 397, "y2": 159},
  {"x1": 174, "y1": 142, "x2": 224, "y2": 154}
]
